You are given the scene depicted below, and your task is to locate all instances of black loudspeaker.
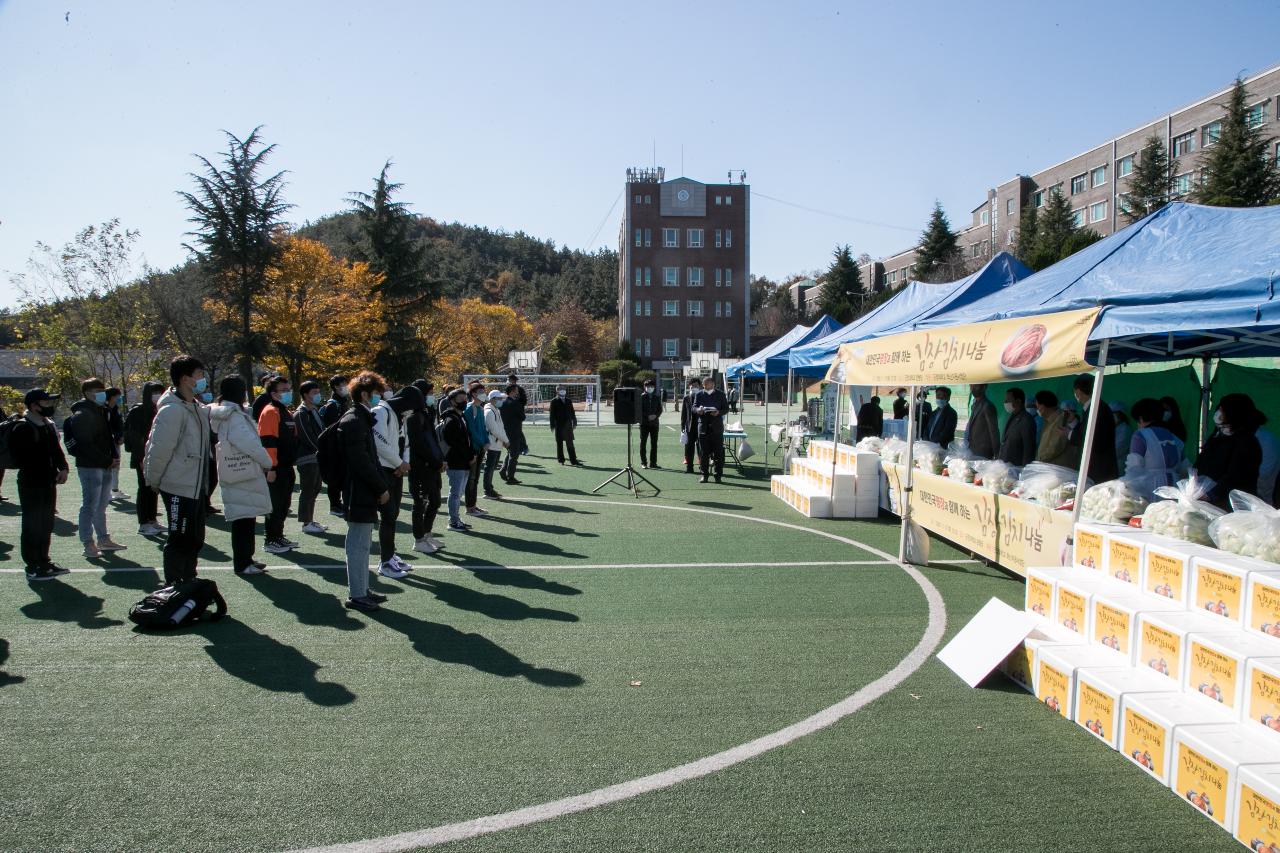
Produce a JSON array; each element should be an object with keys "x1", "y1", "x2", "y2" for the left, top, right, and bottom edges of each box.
[{"x1": 613, "y1": 387, "x2": 640, "y2": 424}]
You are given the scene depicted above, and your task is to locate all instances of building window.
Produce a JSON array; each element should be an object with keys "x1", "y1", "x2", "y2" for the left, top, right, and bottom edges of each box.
[
  {"x1": 1201, "y1": 121, "x2": 1222, "y2": 148},
  {"x1": 715, "y1": 195, "x2": 722, "y2": 205},
  {"x1": 634, "y1": 267, "x2": 642, "y2": 287},
  {"x1": 687, "y1": 300, "x2": 703, "y2": 317},
  {"x1": 714, "y1": 268, "x2": 723, "y2": 287},
  {"x1": 980, "y1": 209, "x2": 990, "y2": 225},
  {"x1": 663, "y1": 267, "x2": 679, "y2": 287},
  {"x1": 644, "y1": 194, "x2": 652, "y2": 204},
  {"x1": 663, "y1": 300, "x2": 679, "y2": 317},
  {"x1": 1007, "y1": 229, "x2": 1016, "y2": 245},
  {"x1": 1246, "y1": 102, "x2": 1269, "y2": 127},
  {"x1": 634, "y1": 301, "x2": 643, "y2": 316},
  {"x1": 715, "y1": 302, "x2": 723, "y2": 317},
  {"x1": 1006, "y1": 198, "x2": 1015, "y2": 216},
  {"x1": 644, "y1": 267, "x2": 652, "y2": 286},
  {"x1": 1071, "y1": 174, "x2": 1087, "y2": 195},
  {"x1": 1117, "y1": 154, "x2": 1134, "y2": 177},
  {"x1": 664, "y1": 339, "x2": 678, "y2": 357},
  {"x1": 1173, "y1": 172, "x2": 1192, "y2": 196},
  {"x1": 644, "y1": 338, "x2": 651, "y2": 357},
  {"x1": 714, "y1": 229, "x2": 723, "y2": 248},
  {"x1": 1033, "y1": 190, "x2": 1045, "y2": 208},
  {"x1": 724, "y1": 229, "x2": 733, "y2": 248},
  {"x1": 688, "y1": 339, "x2": 703, "y2": 353},
  {"x1": 645, "y1": 300, "x2": 652, "y2": 316},
  {"x1": 643, "y1": 228, "x2": 651, "y2": 247},
  {"x1": 969, "y1": 243, "x2": 982, "y2": 258},
  {"x1": 687, "y1": 228, "x2": 704, "y2": 248},
  {"x1": 1172, "y1": 131, "x2": 1195, "y2": 157},
  {"x1": 888, "y1": 270, "x2": 897, "y2": 284},
  {"x1": 724, "y1": 269, "x2": 733, "y2": 287},
  {"x1": 1091, "y1": 165, "x2": 1106, "y2": 187},
  {"x1": 1071, "y1": 208, "x2": 1085, "y2": 227},
  {"x1": 724, "y1": 338, "x2": 732, "y2": 355},
  {"x1": 633, "y1": 194, "x2": 642, "y2": 204},
  {"x1": 724, "y1": 195, "x2": 732, "y2": 206},
  {"x1": 1090, "y1": 200, "x2": 1108, "y2": 223},
  {"x1": 663, "y1": 228, "x2": 678, "y2": 248},
  {"x1": 687, "y1": 267, "x2": 703, "y2": 287},
  {"x1": 724, "y1": 301, "x2": 732, "y2": 317},
  {"x1": 1275, "y1": 141, "x2": 1280, "y2": 163},
  {"x1": 634, "y1": 228, "x2": 642, "y2": 247}
]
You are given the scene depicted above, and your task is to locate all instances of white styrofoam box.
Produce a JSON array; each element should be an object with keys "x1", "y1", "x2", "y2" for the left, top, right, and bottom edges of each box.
[
  {"x1": 1120, "y1": 691, "x2": 1232, "y2": 784},
  {"x1": 1234, "y1": 763, "x2": 1280, "y2": 849},
  {"x1": 853, "y1": 450, "x2": 881, "y2": 478},
  {"x1": 1000, "y1": 620, "x2": 1082, "y2": 693},
  {"x1": 1247, "y1": 572, "x2": 1280, "y2": 643},
  {"x1": 1192, "y1": 551, "x2": 1280, "y2": 626},
  {"x1": 1172, "y1": 723, "x2": 1280, "y2": 831},
  {"x1": 1089, "y1": 590, "x2": 1182, "y2": 660},
  {"x1": 1024, "y1": 566, "x2": 1076, "y2": 621},
  {"x1": 1104, "y1": 528, "x2": 1165, "y2": 589},
  {"x1": 1073, "y1": 665, "x2": 1178, "y2": 749},
  {"x1": 1243, "y1": 657, "x2": 1280, "y2": 742},
  {"x1": 1036, "y1": 644, "x2": 1129, "y2": 720},
  {"x1": 1073, "y1": 521, "x2": 1121, "y2": 573},
  {"x1": 1136, "y1": 610, "x2": 1235, "y2": 686},
  {"x1": 1055, "y1": 574, "x2": 1121, "y2": 639},
  {"x1": 1143, "y1": 538, "x2": 1216, "y2": 606},
  {"x1": 1185, "y1": 631, "x2": 1280, "y2": 713}
]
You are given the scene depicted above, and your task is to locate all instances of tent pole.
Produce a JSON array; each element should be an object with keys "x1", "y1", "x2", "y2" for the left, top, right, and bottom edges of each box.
[
  {"x1": 786, "y1": 369, "x2": 793, "y2": 432},
  {"x1": 830, "y1": 380, "x2": 840, "y2": 507},
  {"x1": 1070, "y1": 339, "x2": 1110, "y2": 531},
  {"x1": 898, "y1": 384, "x2": 919, "y2": 564},
  {"x1": 1199, "y1": 356, "x2": 1212, "y2": 451},
  {"x1": 764, "y1": 373, "x2": 770, "y2": 475}
]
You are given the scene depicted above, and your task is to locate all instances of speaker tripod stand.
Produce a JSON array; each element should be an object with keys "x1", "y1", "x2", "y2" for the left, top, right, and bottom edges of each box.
[{"x1": 592, "y1": 422, "x2": 660, "y2": 498}]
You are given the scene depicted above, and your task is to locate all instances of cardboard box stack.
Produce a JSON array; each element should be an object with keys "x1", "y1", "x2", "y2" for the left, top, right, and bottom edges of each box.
[{"x1": 770, "y1": 440, "x2": 880, "y2": 519}]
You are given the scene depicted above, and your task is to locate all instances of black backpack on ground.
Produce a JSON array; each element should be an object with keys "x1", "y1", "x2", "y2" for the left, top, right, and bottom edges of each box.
[
  {"x1": 315, "y1": 421, "x2": 346, "y2": 487},
  {"x1": 0, "y1": 413, "x2": 21, "y2": 469},
  {"x1": 128, "y1": 578, "x2": 227, "y2": 629}
]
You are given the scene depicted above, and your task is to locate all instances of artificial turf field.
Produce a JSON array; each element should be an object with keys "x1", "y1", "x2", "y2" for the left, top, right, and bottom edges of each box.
[{"x1": 0, "y1": 421, "x2": 1239, "y2": 852}]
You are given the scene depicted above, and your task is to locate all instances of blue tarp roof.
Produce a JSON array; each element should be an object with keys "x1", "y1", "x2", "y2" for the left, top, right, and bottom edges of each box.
[
  {"x1": 727, "y1": 314, "x2": 842, "y2": 378},
  {"x1": 787, "y1": 252, "x2": 1032, "y2": 376},
  {"x1": 910, "y1": 203, "x2": 1280, "y2": 362}
]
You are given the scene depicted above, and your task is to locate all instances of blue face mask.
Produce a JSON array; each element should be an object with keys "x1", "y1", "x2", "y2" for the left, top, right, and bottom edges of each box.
[
  {"x1": 278, "y1": 391, "x2": 293, "y2": 406},
  {"x1": 369, "y1": 393, "x2": 382, "y2": 407},
  {"x1": 199, "y1": 392, "x2": 213, "y2": 404},
  {"x1": 309, "y1": 393, "x2": 322, "y2": 407},
  {"x1": 193, "y1": 377, "x2": 208, "y2": 394},
  {"x1": 92, "y1": 391, "x2": 107, "y2": 405}
]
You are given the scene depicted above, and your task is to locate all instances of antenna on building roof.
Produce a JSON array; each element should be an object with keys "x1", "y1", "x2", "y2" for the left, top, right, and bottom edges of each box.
[{"x1": 680, "y1": 144, "x2": 684, "y2": 177}]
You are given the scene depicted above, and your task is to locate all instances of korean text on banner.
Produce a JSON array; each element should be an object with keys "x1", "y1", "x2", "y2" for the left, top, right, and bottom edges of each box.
[{"x1": 825, "y1": 307, "x2": 1101, "y2": 386}]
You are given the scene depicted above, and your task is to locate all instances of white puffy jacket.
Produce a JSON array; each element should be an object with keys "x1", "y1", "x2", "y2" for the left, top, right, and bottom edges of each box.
[
  {"x1": 484, "y1": 403, "x2": 509, "y2": 451},
  {"x1": 209, "y1": 402, "x2": 273, "y2": 522},
  {"x1": 143, "y1": 389, "x2": 210, "y2": 499},
  {"x1": 372, "y1": 401, "x2": 408, "y2": 470}
]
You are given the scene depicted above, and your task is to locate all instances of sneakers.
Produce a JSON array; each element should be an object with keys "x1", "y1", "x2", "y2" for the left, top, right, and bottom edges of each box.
[
  {"x1": 302, "y1": 521, "x2": 328, "y2": 535},
  {"x1": 466, "y1": 506, "x2": 489, "y2": 517},
  {"x1": 699, "y1": 475, "x2": 709, "y2": 483},
  {"x1": 364, "y1": 591, "x2": 388, "y2": 603},
  {"x1": 237, "y1": 564, "x2": 267, "y2": 576},
  {"x1": 506, "y1": 478, "x2": 522, "y2": 485},
  {"x1": 714, "y1": 476, "x2": 722, "y2": 484},
  {"x1": 330, "y1": 508, "x2": 346, "y2": 519},
  {"x1": 449, "y1": 520, "x2": 471, "y2": 531},
  {"x1": 378, "y1": 561, "x2": 408, "y2": 579},
  {"x1": 345, "y1": 596, "x2": 381, "y2": 612},
  {"x1": 264, "y1": 539, "x2": 294, "y2": 554},
  {"x1": 571, "y1": 460, "x2": 585, "y2": 467},
  {"x1": 413, "y1": 537, "x2": 439, "y2": 554},
  {"x1": 427, "y1": 535, "x2": 445, "y2": 549},
  {"x1": 26, "y1": 564, "x2": 69, "y2": 581},
  {"x1": 138, "y1": 522, "x2": 166, "y2": 536},
  {"x1": 96, "y1": 538, "x2": 127, "y2": 552},
  {"x1": 389, "y1": 555, "x2": 414, "y2": 573},
  {"x1": 483, "y1": 490, "x2": 502, "y2": 499},
  {"x1": 111, "y1": 490, "x2": 129, "y2": 500},
  {"x1": 650, "y1": 463, "x2": 662, "y2": 469},
  {"x1": 279, "y1": 537, "x2": 299, "y2": 548},
  {"x1": 83, "y1": 543, "x2": 102, "y2": 559}
]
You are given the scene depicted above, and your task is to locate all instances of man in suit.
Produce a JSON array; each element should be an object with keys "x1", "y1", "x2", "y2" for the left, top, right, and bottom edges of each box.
[
  {"x1": 892, "y1": 388, "x2": 909, "y2": 420},
  {"x1": 639, "y1": 379, "x2": 664, "y2": 469},
  {"x1": 1069, "y1": 373, "x2": 1118, "y2": 482},
  {"x1": 855, "y1": 396, "x2": 883, "y2": 440},
  {"x1": 924, "y1": 386, "x2": 957, "y2": 448},
  {"x1": 680, "y1": 377, "x2": 702, "y2": 473},
  {"x1": 693, "y1": 376, "x2": 729, "y2": 483},
  {"x1": 549, "y1": 385, "x2": 581, "y2": 466},
  {"x1": 966, "y1": 384, "x2": 1000, "y2": 459},
  {"x1": 998, "y1": 387, "x2": 1038, "y2": 466}
]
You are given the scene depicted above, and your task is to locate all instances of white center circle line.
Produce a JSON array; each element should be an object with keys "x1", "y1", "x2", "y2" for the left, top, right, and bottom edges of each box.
[{"x1": 287, "y1": 499, "x2": 947, "y2": 853}]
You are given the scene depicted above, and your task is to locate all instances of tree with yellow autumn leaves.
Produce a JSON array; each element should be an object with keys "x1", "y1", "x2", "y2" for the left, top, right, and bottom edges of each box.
[{"x1": 418, "y1": 297, "x2": 534, "y2": 381}]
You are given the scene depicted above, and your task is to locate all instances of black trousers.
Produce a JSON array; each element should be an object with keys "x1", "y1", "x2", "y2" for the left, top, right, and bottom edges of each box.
[
  {"x1": 411, "y1": 469, "x2": 441, "y2": 539},
  {"x1": 465, "y1": 454, "x2": 481, "y2": 508},
  {"x1": 639, "y1": 422, "x2": 659, "y2": 465},
  {"x1": 231, "y1": 517, "x2": 256, "y2": 571},
  {"x1": 265, "y1": 467, "x2": 295, "y2": 541},
  {"x1": 18, "y1": 481, "x2": 56, "y2": 568},
  {"x1": 556, "y1": 437, "x2": 578, "y2": 464},
  {"x1": 161, "y1": 491, "x2": 206, "y2": 583},
  {"x1": 684, "y1": 426, "x2": 700, "y2": 470},
  {"x1": 207, "y1": 457, "x2": 218, "y2": 508},
  {"x1": 378, "y1": 469, "x2": 404, "y2": 561},
  {"x1": 327, "y1": 477, "x2": 345, "y2": 514},
  {"x1": 699, "y1": 430, "x2": 725, "y2": 478},
  {"x1": 134, "y1": 467, "x2": 158, "y2": 524},
  {"x1": 502, "y1": 429, "x2": 523, "y2": 479},
  {"x1": 297, "y1": 463, "x2": 321, "y2": 524}
]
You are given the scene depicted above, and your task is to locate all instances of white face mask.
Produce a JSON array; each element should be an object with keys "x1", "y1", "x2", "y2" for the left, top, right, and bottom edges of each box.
[
  {"x1": 557, "y1": 390, "x2": 566, "y2": 397},
  {"x1": 1214, "y1": 410, "x2": 1225, "y2": 426},
  {"x1": 936, "y1": 399, "x2": 948, "y2": 409},
  {"x1": 1162, "y1": 410, "x2": 1172, "y2": 422},
  {"x1": 1003, "y1": 402, "x2": 1015, "y2": 414}
]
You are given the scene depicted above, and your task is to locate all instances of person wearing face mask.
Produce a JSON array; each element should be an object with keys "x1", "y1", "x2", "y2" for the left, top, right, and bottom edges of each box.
[
  {"x1": 694, "y1": 376, "x2": 729, "y2": 483},
  {"x1": 1198, "y1": 393, "x2": 1264, "y2": 509},
  {"x1": 965, "y1": 384, "x2": 999, "y2": 460},
  {"x1": 1125, "y1": 398, "x2": 1185, "y2": 490},
  {"x1": 1159, "y1": 396, "x2": 1188, "y2": 443},
  {"x1": 144, "y1": 355, "x2": 213, "y2": 583},
  {"x1": 405, "y1": 379, "x2": 445, "y2": 553},
  {"x1": 680, "y1": 377, "x2": 702, "y2": 473},
  {"x1": 914, "y1": 389, "x2": 934, "y2": 434},
  {"x1": 549, "y1": 384, "x2": 581, "y2": 466},
  {"x1": 1067, "y1": 374, "x2": 1118, "y2": 483},
  {"x1": 483, "y1": 389, "x2": 511, "y2": 498},
  {"x1": 1033, "y1": 390, "x2": 1076, "y2": 466},
  {"x1": 63, "y1": 377, "x2": 125, "y2": 560},
  {"x1": 320, "y1": 374, "x2": 350, "y2": 518},
  {"x1": 463, "y1": 383, "x2": 492, "y2": 513},
  {"x1": 371, "y1": 386, "x2": 417, "y2": 577},
  {"x1": 257, "y1": 375, "x2": 300, "y2": 554},
  {"x1": 12, "y1": 389, "x2": 71, "y2": 581},
  {"x1": 923, "y1": 386, "x2": 956, "y2": 448},
  {"x1": 125, "y1": 380, "x2": 167, "y2": 535},
  {"x1": 997, "y1": 388, "x2": 1036, "y2": 466},
  {"x1": 892, "y1": 388, "x2": 909, "y2": 420},
  {"x1": 294, "y1": 380, "x2": 329, "y2": 535},
  {"x1": 251, "y1": 372, "x2": 277, "y2": 422},
  {"x1": 336, "y1": 371, "x2": 393, "y2": 612},
  {"x1": 104, "y1": 387, "x2": 129, "y2": 501},
  {"x1": 208, "y1": 376, "x2": 273, "y2": 576},
  {"x1": 499, "y1": 382, "x2": 526, "y2": 483},
  {"x1": 639, "y1": 379, "x2": 664, "y2": 469},
  {"x1": 440, "y1": 387, "x2": 476, "y2": 531}
]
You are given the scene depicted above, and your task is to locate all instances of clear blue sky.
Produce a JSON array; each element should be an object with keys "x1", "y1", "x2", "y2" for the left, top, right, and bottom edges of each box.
[{"x1": 2, "y1": 0, "x2": 1278, "y2": 308}]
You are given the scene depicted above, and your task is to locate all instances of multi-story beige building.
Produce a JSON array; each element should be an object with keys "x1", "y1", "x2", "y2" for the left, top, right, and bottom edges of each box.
[{"x1": 859, "y1": 63, "x2": 1280, "y2": 291}]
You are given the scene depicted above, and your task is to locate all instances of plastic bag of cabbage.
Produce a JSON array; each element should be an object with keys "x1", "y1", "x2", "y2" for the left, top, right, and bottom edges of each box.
[
  {"x1": 855, "y1": 436, "x2": 885, "y2": 455},
  {"x1": 1010, "y1": 462, "x2": 1086, "y2": 507},
  {"x1": 974, "y1": 459, "x2": 1019, "y2": 494},
  {"x1": 943, "y1": 439, "x2": 978, "y2": 482},
  {"x1": 879, "y1": 437, "x2": 908, "y2": 464},
  {"x1": 1140, "y1": 475, "x2": 1225, "y2": 546},
  {"x1": 1080, "y1": 477, "x2": 1151, "y2": 524},
  {"x1": 913, "y1": 441, "x2": 946, "y2": 475},
  {"x1": 1208, "y1": 490, "x2": 1280, "y2": 564}
]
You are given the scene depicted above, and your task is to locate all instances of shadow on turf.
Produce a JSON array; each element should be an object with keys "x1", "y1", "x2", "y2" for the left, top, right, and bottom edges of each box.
[
  {"x1": 397, "y1": 574, "x2": 579, "y2": 622},
  {"x1": 432, "y1": 553, "x2": 582, "y2": 596},
  {"x1": 500, "y1": 499, "x2": 598, "y2": 516},
  {"x1": 19, "y1": 579, "x2": 122, "y2": 629},
  {"x1": 463, "y1": 529, "x2": 588, "y2": 560},
  {"x1": 0, "y1": 638, "x2": 25, "y2": 687},
  {"x1": 244, "y1": 574, "x2": 367, "y2": 630},
  {"x1": 686, "y1": 501, "x2": 753, "y2": 511},
  {"x1": 367, "y1": 608, "x2": 583, "y2": 687},
  {"x1": 481, "y1": 514, "x2": 599, "y2": 538},
  {"x1": 193, "y1": 617, "x2": 356, "y2": 706}
]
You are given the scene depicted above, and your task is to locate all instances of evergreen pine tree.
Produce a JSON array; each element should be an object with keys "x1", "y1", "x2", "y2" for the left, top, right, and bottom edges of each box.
[
  {"x1": 1014, "y1": 205, "x2": 1039, "y2": 265},
  {"x1": 1025, "y1": 188, "x2": 1102, "y2": 271},
  {"x1": 1120, "y1": 135, "x2": 1177, "y2": 223},
  {"x1": 349, "y1": 161, "x2": 439, "y2": 383},
  {"x1": 1194, "y1": 77, "x2": 1280, "y2": 207},
  {"x1": 816, "y1": 246, "x2": 862, "y2": 324},
  {"x1": 913, "y1": 202, "x2": 961, "y2": 282}
]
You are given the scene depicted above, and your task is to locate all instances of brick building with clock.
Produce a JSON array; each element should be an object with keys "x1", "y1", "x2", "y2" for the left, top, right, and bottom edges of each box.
[{"x1": 617, "y1": 167, "x2": 750, "y2": 369}]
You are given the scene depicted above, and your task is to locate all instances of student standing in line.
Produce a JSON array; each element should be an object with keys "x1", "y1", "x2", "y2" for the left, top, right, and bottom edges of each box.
[
  {"x1": 372, "y1": 387, "x2": 415, "y2": 578},
  {"x1": 500, "y1": 381, "x2": 525, "y2": 484},
  {"x1": 336, "y1": 371, "x2": 392, "y2": 612},
  {"x1": 549, "y1": 384, "x2": 581, "y2": 466},
  {"x1": 12, "y1": 389, "x2": 71, "y2": 581},
  {"x1": 680, "y1": 378, "x2": 702, "y2": 473},
  {"x1": 63, "y1": 377, "x2": 126, "y2": 559},
  {"x1": 144, "y1": 356, "x2": 212, "y2": 584},
  {"x1": 405, "y1": 379, "x2": 444, "y2": 555},
  {"x1": 319, "y1": 374, "x2": 350, "y2": 518},
  {"x1": 295, "y1": 380, "x2": 329, "y2": 535},
  {"x1": 483, "y1": 389, "x2": 510, "y2": 499},
  {"x1": 125, "y1": 381, "x2": 167, "y2": 536},
  {"x1": 209, "y1": 376, "x2": 273, "y2": 576},
  {"x1": 639, "y1": 379, "x2": 663, "y2": 468},
  {"x1": 258, "y1": 376, "x2": 300, "y2": 555},
  {"x1": 250, "y1": 372, "x2": 276, "y2": 421},
  {"x1": 104, "y1": 387, "x2": 129, "y2": 500},
  {"x1": 464, "y1": 383, "x2": 492, "y2": 512},
  {"x1": 440, "y1": 387, "x2": 476, "y2": 532}
]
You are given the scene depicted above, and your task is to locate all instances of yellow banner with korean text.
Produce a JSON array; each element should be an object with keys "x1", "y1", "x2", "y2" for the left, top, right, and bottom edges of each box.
[{"x1": 826, "y1": 307, "x2": 1101, "y2": 386}]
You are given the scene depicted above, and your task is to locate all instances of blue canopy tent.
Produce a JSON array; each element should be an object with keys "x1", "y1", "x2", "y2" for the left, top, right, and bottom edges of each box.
[{"x1": 725, "y1": 314, "x2": 841, "y2": 469}]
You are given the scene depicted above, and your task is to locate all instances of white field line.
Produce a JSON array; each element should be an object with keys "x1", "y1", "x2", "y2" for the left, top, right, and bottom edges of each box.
[{"x1": 287, "y1": 498, "x2": 948, "y2": 853}]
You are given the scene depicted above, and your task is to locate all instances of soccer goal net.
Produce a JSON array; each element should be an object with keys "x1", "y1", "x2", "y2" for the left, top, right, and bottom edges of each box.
[{"x1": 461, "y1": 374, "x2": 603, "y2": 427}]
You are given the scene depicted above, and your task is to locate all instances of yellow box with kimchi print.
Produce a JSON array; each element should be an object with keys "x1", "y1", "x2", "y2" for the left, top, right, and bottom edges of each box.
[
  {"x1": 1192, "y1": 552, "x2": 1280, "y2": 626},
  {"x1": 1073, "y1": 665, "x2": 1173, "y2": 749},
  {"x1": 1135, "y1": 610, "x2": 1229, "y2": 685},
  {"x1": 1089, "y1": 590, "x2": 1180, "y2": 660},
  {"x1": 1235, "y1": 763, "x2": 1280, "y2": 851},
  {"x1": 1000, "y1": 620, "x2": 1081, "y2": 693},
  {"x1": 1245, "y1": 658, "x2": 1280, "y2": 741},
  {"x1": 1185, "y1": 631, "x2": 1280, "y2": 713},
  {"x1": 1103, "y1": 529, "x2": 1167, "y2": 589},
  {"x1": 1247, "y1": 572, "x2": 1280, "y2": 643},
  {"x1": 1072, "y1": 522, "x2": 1118, "y2": 572},
  {"x1": 1024, "y1": 566, "x2": 1076, "y2": 621},
  {"x1": 1142, "y1": 539, "x2": 1215, "y2": 605},
  {"x1": 1173, "y1": 723, "x2": 1280, "y2": 831},
  {"x1": 1035, "y1": 644, "x2": 1125, "y2": 719},
  {"x1": 1054, "y1": 574, "x2": 1116, "y2": 639},
  {"x1": 1120, "y1": 691, "x2": 1231, "y2": 785}
]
